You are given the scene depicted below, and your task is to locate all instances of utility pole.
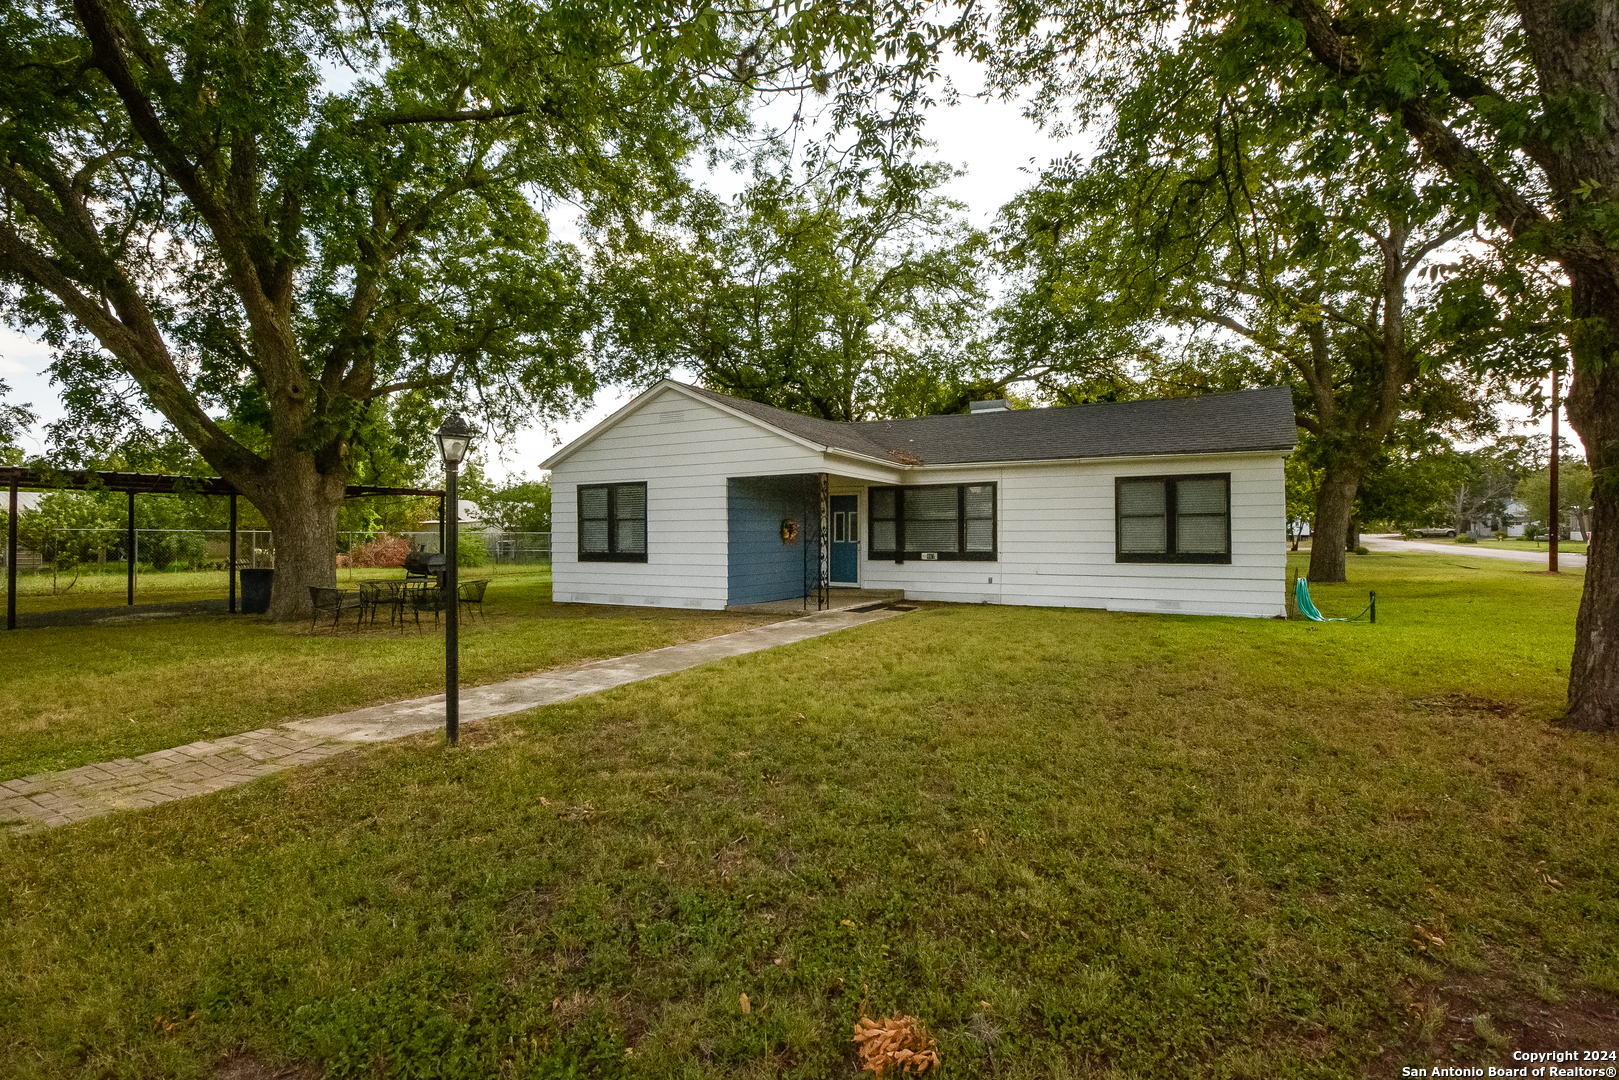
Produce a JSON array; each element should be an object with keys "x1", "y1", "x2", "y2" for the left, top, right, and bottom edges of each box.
[{"x1": 1550, "y1": 368, "x2": 1560, "y2": 574}]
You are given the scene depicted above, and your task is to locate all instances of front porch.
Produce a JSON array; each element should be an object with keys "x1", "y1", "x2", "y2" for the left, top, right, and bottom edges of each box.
[{"x1": 725, "y1": 473, "x2": 871, "y2": 609}]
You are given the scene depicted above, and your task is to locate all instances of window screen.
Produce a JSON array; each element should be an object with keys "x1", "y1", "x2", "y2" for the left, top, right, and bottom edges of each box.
[
  {"x1": 965, "y1": 485, "x2": 995, "y2": 552},
  {"x1": 578, "y1": 482, "x2": 648, "y2": 562},
  {"x1": 867, "y1": 483, "x2": 997, "y2": 562},
  {"x1": 1115, "y1": 474, "x2": 1230, "y2": 563},
  {"x1": 906, "y1": 486, "x2": 960, "y2": 552},
  {"x1": 870, "y1": 487, "x2": 898, "y2": 553}
]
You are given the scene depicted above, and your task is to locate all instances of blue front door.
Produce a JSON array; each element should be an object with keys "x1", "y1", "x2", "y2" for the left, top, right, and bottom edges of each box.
[{"x1": 830, "y1": 495, "x2": 859, "y2": 584}]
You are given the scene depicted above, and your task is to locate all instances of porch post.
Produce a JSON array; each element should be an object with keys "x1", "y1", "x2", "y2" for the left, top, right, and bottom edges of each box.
[
  {"x1": 7, "y1": 482, "x2": 17, "y2": 630},
  {"x1": 800, "y1": 474, "x2": 810, "y2": 611},
  {"x1": 819, "y1": 473, "x2": 830, "y2": 611},
  {"x1": 127, "y1": 489, "x2": 135, "y2": 605}
]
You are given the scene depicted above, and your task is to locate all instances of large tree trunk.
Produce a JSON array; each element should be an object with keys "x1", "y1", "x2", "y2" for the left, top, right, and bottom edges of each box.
[
  {"x1": 1309, "y1": 466, "x2": 1359, "y2": 583},
  {"x1": 237, "y1": 455, "x2": 349, "y2": 623},
  {"x1": 1566, "y1": 490, "x2": 1618, "y2": 731},
  {"x1": 1274, "y1": 0, "x2": 1619, "y2": 730},
  {"x1": 1560, "y1": 275, "x2": 1619, "y2": 732}
]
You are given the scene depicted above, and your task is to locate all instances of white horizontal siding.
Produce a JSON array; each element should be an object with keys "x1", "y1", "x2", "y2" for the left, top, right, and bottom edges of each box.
[
  {"x1": 549, "y1": 390, "x2": 1288, "y2": 618},
  {"x1": 551, "y1": 388, "x2": 898, "y2": 609},
  {"x1": 856, "y1": 455, "x2": 1287, "y2": 618}
]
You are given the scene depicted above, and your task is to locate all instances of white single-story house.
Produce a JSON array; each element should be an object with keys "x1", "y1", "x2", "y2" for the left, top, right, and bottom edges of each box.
[{"x1": 541, "y1": 381, "x2": 1298, "y2": 618}]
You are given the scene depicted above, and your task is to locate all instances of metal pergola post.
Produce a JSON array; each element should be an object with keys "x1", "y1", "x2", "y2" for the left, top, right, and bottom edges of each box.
[
  {"x1": 0, "y1": 468, "x2": 445, "y2": 628},
  {"x1": 126, "y1": 489, "x2": 135, "y2": 606},
  {"x1": 228, "y1": 492, "x2": 238, "y2": 614},
  {"x1": 6, "y1": 482, "x2": 17, "y2": 631}
]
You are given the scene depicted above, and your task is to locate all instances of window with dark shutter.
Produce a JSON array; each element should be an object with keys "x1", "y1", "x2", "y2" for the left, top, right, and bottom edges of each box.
[
  {"x1": 868, "y1": 483, "x2": 997, "y2": 562},
  {"x1": 870, "y1": 487, "x2": 898, "y2": 553},
  {"x1": 1115, "y1": 474, "x2": 1230, "y2": 563},
  {"x1": 577, "y1": 482, "x2": 649, "y2": 562}
]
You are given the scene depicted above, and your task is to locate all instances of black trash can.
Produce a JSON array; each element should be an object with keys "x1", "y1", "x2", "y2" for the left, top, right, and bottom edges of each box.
[{"x1": 239, "y1": 568, "x2": 274, "y2": 614}]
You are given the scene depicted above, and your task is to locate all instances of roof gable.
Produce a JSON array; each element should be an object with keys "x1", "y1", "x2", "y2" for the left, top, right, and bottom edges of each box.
[{"x1": 539, "y1": 381, "x2": 893, "y2": 471}]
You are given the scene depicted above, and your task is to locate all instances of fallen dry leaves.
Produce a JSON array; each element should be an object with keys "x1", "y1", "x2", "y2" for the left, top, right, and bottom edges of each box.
[{"x1": 852, "y1": 1014, "x2": 940, "y2": 1075}]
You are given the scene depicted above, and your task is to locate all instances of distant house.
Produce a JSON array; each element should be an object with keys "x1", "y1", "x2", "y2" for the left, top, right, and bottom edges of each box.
[
  {"x1": 541, "y1": 381, "x2": 1298, "y2": 618},
  {"x1": 417, "y1": 499, "x2": 484, "y2": 530},
  {"x1": 1503, "y1": 498, "x2": 1529, "y2": 538}
]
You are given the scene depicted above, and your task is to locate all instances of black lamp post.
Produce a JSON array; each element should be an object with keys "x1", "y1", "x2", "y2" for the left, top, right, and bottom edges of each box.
[{"x1": 434, "y1": 413, "x2": 475, "y2": 744}]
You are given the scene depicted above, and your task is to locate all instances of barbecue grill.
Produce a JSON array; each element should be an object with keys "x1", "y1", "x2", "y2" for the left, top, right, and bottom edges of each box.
[{"x1": 404, "y1": 548, "x2": 447, "y2": 581}]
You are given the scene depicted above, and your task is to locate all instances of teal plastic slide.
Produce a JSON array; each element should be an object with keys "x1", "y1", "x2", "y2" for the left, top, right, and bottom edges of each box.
[{"x1": 1295, "y1": 577, "x2": 1376, "y2": 623}]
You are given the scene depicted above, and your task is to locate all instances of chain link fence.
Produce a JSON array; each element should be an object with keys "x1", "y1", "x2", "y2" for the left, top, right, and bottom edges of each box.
[
  {"x1": 3, "y1": 527, "x2": 551, "y2": 605},
  {"x1": 2, "y1": 529, "x2": 551, "y2": 569},
  {"x1": 402, "y1": 530, "x2": 552, "y2": 566}
]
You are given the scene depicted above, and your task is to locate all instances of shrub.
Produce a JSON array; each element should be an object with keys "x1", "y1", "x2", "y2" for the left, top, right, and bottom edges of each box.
[
  {"x1": 456, "y1": 533, "x2": 487, "y2": 567},
  {"x1": 346, "y1": 534, "x2": 410, "y2": 569},
  {"x1": 140, "y1": 530, "x2": 210, "y2": 571},
  {"x1": 1457, "y1": 533, "x2": 1478, "y2": 544},
  {"x1": 1354, "y1": 545, "x2": 1369, "y2": 555}
]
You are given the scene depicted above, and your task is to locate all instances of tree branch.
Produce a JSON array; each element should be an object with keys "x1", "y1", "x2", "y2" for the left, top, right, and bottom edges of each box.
[
  {"x1": 0, "y1": 219, "x2": 265, "y2": 479},
  {"x1": 1158, "y1": 301, "x2": 1257, "y2": 341},
  {"x1": 1277, "y1": 0, "x2": 1549, "y2": 240},
  {"x1": 72, "y1": 0, "x2": 297, "y2": 379},
  {"x1": 364, "y1": 106, "x2": 529, "y2": 128},
  {"x1": 360, "y1": 373, "x2": 455, "y2": 401},
  {"x1": 1404, "y1": 220, "x2": 1473, "y2": 273}
]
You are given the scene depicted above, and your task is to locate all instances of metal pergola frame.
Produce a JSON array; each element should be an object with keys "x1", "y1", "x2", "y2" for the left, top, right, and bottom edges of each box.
[{"x1": 2, "y1": 467, "x2": 445, "y2": 630}]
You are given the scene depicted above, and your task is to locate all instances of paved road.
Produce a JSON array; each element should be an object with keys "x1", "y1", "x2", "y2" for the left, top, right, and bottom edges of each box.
[
  {"x1": 0, "y1": 604, "x2": 911, "y2": 832},
  {"x1": 1360, "y1": 534, "x2": 1586, "y2": 568}
]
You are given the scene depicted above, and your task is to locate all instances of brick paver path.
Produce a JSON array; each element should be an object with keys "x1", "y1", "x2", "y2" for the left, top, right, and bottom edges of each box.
[
  {"x1": 1, "y1": 605, "x2": 906, "y2": 833},
  {"x1": 0, "y1": 729, "x2": 349, "y2": 829}
]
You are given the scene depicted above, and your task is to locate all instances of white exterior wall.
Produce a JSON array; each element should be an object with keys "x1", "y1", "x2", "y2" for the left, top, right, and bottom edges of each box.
[
  {"x1": 548, "y1": 388, "x2": 894, "y2": 609},
  {"x1": 848, "y1": 454, "x2": 1287, "y2": 617},
  {"x1": 548, "y1": 386, "x2": 1288, "y2": 619}
]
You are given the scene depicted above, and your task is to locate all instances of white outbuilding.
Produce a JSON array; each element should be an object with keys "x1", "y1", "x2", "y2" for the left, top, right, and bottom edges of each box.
[{"x1": 541, "y1": 381, "x2": 1297, "y2": 618}]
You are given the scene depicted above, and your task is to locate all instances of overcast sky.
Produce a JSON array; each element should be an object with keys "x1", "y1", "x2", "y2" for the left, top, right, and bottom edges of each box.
[{"x1": 0, "y1": 53, "x2": 1578, "y2": 481}]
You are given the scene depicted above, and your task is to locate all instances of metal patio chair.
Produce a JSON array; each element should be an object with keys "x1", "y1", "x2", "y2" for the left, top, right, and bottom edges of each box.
[
  {"x1": 308, "y1": 586, "x2": 361, "y2": 631},
  {"x1": 358, "y1": 580, "x2": 405, "y2": 628},
  {"x1": 457, "y1": 578, "x2": 490, "y2": 621},
  {"x1": 405, "y1": 581, "x2": 448, "y2": 630}
]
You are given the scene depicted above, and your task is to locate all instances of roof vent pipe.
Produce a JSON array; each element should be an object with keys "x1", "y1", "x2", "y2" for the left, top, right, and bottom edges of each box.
[{"x1": 969, "y1": 399, "x2": 1010, "y2": 414}]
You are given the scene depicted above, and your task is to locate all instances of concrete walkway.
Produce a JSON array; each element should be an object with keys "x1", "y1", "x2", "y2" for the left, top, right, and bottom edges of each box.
[
  {"x1": 1361, "y1": 534, "x2": 1586, "y2": 568},
  {"x1": 0, "y1": 605, "x2": 910, "y2": 833}
]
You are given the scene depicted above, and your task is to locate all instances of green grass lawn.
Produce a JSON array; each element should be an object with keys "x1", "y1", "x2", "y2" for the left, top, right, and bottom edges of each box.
[
  {"x1": 2, "y1": 551, "x2": 1615, "y2": 1078},
  {"x1": 1471, "y1": 538, "x2": 1590, "y2": 556},
  {"x1": 6, "y1": 562, "x2": 239, "y2": 612},
  {"x1": 0, "y1": 566, "x2": 782, "y2": 780}
]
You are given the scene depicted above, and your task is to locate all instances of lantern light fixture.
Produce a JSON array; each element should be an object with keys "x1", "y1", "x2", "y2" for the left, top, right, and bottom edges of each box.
[{"x1": 434, "y1": 413, "x2": 475, "y2": 467}]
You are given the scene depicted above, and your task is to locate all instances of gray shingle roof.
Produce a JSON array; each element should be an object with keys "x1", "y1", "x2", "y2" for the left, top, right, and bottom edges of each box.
[{"x1": 681, "y1": 383, "x2": 1297, "y2": 465}]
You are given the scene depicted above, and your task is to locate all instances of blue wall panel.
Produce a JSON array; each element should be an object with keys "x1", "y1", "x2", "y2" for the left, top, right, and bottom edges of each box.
[{"x1": 728, "y1": 476, "x2": 821, "y2": 605}]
